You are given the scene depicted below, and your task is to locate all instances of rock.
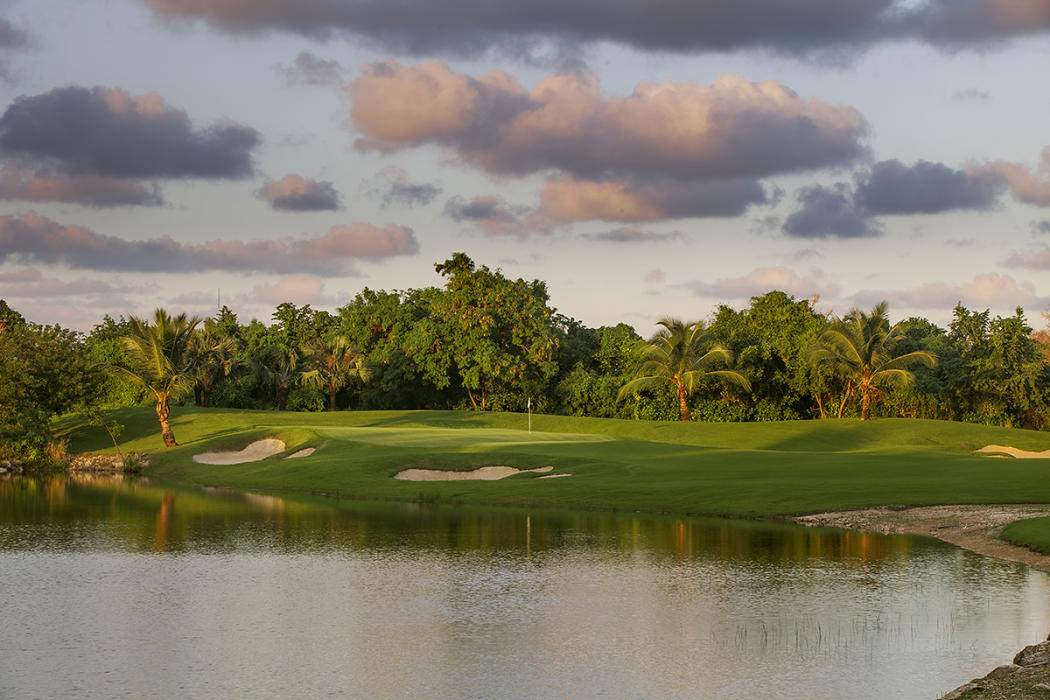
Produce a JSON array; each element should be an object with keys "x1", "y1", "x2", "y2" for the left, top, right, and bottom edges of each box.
[{"x1": 1014, "y1": 641, "x2": 1050, "y2": 667}]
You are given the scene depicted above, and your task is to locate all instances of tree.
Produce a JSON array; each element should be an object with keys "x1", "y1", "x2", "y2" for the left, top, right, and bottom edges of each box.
[
  {"x1": 254, "y1": 343, "x2": 299, "y2": 410},
  {"x1": 300, "y1": 335, "x2": 372, "y2": 411},
  {"x1": 0, "y1": 317, "x2": 99, "y2": 461},
  {"x1": 111, "y1": 309, "x2": 200, "y2": 446},
  {"x1": 617, "y1": 318, "x2": 751, "y2": 422},
  {"x1": 187, "y1": 320, "x2": 240, "y2": 407},
  {"x1": 809, "y1": 302, "x2": 937, "y2": 420},
  {"x1": 406, "y1": 253, "x2": 559, "y2": 411}
]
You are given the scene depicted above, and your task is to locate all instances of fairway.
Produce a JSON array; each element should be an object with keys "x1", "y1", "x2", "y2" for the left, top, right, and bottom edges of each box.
[{"x1": 59, "y1": 407, "x2": 1050, "y2": 518}]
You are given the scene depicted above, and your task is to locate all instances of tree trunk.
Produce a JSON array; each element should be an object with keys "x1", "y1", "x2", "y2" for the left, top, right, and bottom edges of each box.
[
  {"x1": 678, "y1": 384, "x2": 690, "y2": 422},
  {"x1": 193, "y1": 384, "x2": 203, "y2": 407},
  {"x1": 815, "y1": 394, "x2": 826, "y2": 419},
  {"x1": 837, "y1": 382, "x2": 853, "y2": 419},
  {"x1": 861, "y1": 388, "x2": 871, "y2": 421},
  {"x1": 156, "y1": 399, "x2": 177, "y2": 447},
  {"x1": 277, "y1": 380, "x2": 288, "y2": 411},
  {"x1": 328, "y1": 380, "x2": 337, "y2": 412},
  {"x1": 466, "y1": 387, "x2": 479, "y2": 411}
]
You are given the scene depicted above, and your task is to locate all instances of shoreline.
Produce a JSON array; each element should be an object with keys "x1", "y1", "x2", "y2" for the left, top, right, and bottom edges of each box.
[{"x1": 795, "y1": 504, "x2": 1050, "y2": 572}]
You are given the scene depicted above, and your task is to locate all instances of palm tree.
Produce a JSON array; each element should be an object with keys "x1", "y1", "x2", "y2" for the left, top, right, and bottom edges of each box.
[
  {"x1": 808, "y1": 302, "x2": 937, "y2": 420},
  {"x1": 617, "y1": 318, "x2": 751, "y2": 421},
  {"x1": 187, "y1": 322, "x2": 239, "y2": 407},
  {"x1": 300, "y1": 335, "x2": 372, "y2": 411},
  {"x1": 255, "y1": 344, "x2": 299, "y2": 411},
  {"x1": 110, "y1": 308, "x2": 200, "y2": 446}
]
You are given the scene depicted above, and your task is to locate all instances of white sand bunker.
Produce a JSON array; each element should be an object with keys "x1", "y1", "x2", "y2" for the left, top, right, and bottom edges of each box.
[
  {"x1": 538, "y1": 473, "x2": 572, "y2": 479},
  {"x1": 976, "y1": 445, "x2": 1050, "y2": 459},
  {"x1": 395, "y1": 465, "x2": 556, "y2": 481},
  {"x1": 193, "y1": 439, "x2": 286, "y2": 465},
  {"x1": 285, "y1": 448, "x2": 316, "y2": 459}
]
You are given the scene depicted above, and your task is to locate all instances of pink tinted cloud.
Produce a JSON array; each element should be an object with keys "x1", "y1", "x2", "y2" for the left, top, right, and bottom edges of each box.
[
  {"x1": 0, "y1": 163, "x2": 163, "y2": 207},
  {"x1": 540, "y1": 176, "x2": 767, "y2": 222},
  {"x1": 852, "y1": 273, "x2": 1048, "y2": 311},
  {"x1": 259, "y1": 173, "x2": 341, "y2": 211},
  {"x1": 986, "y1": 146, "x2": 1050, "y2": 207},
  {"x1": 677, "y1": 266, "x2": 839, "y2": 300},
  {"x1": 0, "y1": 212, "x2": 418, "y2": 274},
  {"x1": 240, "y1": 274, "x2": 334, "y2": 307},
  {"x1": 349, "y1": 61, "x2": 867, "y2": 180}
]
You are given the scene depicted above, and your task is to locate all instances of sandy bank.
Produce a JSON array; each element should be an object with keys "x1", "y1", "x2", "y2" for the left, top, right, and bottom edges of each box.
[
  {"x1": 285, "y1": 447, "x2": 315, "y2": 459},
  {"x1": 796, "y1": 504, "x2": 1050, "y2": 572},
  {"x1": 193, "y1": 439, "x2": 286, "y2": 465},
  {"x1": 976, "y1": 444, "x2": 1050, "y2": 459},
  {"x1": 394, "y1": 465, "x2": 556, "y2": 481}
]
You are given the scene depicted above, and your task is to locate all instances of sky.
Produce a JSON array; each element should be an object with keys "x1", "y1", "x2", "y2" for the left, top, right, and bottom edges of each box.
[{"x1": 0, "y1": 0, "x2": 1049, "y2": 334}]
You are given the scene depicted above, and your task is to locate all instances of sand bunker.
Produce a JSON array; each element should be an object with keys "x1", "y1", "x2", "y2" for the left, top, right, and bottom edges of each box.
[
  {"x1": 538, "y1": 473, "x2": 571, "y2": 479},
  {"x1": 193, "y1": 439, "x2": 286, "y2": 465},
  {"x1": 976, "y1": 444, "x2": 1050, "y2": 459},
  {"x1": 285, "y1": 448, "x2": 316, "y2": 459},
  {"x1": 394, "y1": 465, "x2": 556, "y2": 481}
]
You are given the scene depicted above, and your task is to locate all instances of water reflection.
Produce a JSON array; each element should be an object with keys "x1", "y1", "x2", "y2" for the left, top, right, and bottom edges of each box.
[
  {"x1": 1, "y1": 475, "x2": 1047, "y2": 699},
  {"x1": 0, "y1": 476, "x2": 938, "y2": 564}
]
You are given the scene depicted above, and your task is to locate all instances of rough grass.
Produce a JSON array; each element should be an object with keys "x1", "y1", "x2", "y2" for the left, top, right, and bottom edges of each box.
[{"x1": 58, "y1": 407, "x2": 1050, "y2": 527}]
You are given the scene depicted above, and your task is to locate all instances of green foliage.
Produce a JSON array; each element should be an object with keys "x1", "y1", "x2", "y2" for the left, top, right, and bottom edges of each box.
[
  {"x1": 84, "y1": 315, "x2": 143, "y2": 407},
  {"x1": 111, "y1": 308, "x2": 201, "y2": 446},
  {"x1": 300, "y1": 335, "x2": 371, "y2": 411},
  {"x1": 619, "y1": 318, "x2": 750, "y2": 421},
  {"x1": 0, "y1": 315, "x2": 99, "y2": 462},
  {"x1": 809, "y1": 302, "x2": 937, "y2": 420},
  {"x1": 406, "y1": 253, "x2": 559, "y2": 411}
]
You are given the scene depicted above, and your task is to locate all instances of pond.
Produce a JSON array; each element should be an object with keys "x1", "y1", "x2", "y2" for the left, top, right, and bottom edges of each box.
[{"x1": 1, "y1": 476, "x2": 1047, "y2": 698}]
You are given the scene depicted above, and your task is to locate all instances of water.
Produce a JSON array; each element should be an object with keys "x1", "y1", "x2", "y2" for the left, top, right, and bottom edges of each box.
[{"x1": 1, "y1": 476, "x2": 1047, "y2": 699}]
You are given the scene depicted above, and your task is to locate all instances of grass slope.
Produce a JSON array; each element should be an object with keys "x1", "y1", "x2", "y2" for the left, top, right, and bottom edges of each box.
[{"x1": 60, "y1": 407, "x2": 1050, "y2": 528}]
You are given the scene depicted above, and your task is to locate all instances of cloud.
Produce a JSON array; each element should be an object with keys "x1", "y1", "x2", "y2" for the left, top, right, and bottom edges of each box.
[
  {"x1": 787, "y1": 248, "x2": 823, "y2": 262},
  {"x1": 277, "y1": 51, "x2": 345, "y2": 86},
  {"x1": 138, "y1": 0, "x2": 1050, "y2": 59},
  {"x1": 443, "y1": 194, "x2": 551, "y2": 238},
  {"x1": 783, "y1": 159, "x2": 1009, "y2": 238},
  {"x1": 583, "y1": 226, "x2": 685, "y2": 243},
  {"x1": 985, "y1": 146, "x2": 1050, "y2": 207},
  {"x1": 0, "y1": 162, "x2": 163, "y2": 206},
  {"x1": 0, "y1": 212, "x2": 418, "y2": 275},
  {"x1": 540, "y1": 176, "x2": 768, "y2": 222},
  {"x1": 856, "y1": 159, "x2": 1005, "y2": 214},
  {"x1": 852, "y1": 273, "x2": 1049, "y2": 311},
  {"x1": 0, "y1": 18, "x2": 30, "y2": 80},
  {"x1": 783, "y1": 183, "x2": 881, "y2": 239},
  {"x1": 258, "y1": 174, "x2": 341, "y2": 211},
  {"x1": 0, "y1": 85, "x2": 260, "y2": 178},
  {"x1": 904, "y1": 0, "x2": 1050, "y2": 46},
  {"x1": 238, "y1": 274, "x2": 335, "y2": 307},
  {"x1": 952, "y1": 88, "x2": 989, "y2": 101},
  {"x1": 372, "y1": 167, "x2": 442, "y2": 208},
  {"x1": 1033, "y1": 220, "x2": 1050, "y2": 234},
  {"x1": 644, "y1": 269, "x2": 666, "y2": 283},
  {"x1": 0, "y1": 274, "x2": 139, "y2": 298},
  {"x1": 349, "y1": 61, "x2": 868, "y2": 180},
  {"x1": 1003, "y1": 245, "x2": 1050, "y2": 270},
  {"x1": 0, "y1": 19, "x2": 29, "y2": 50},
  {"x1": 0, "y1": 267, "x2": 41, "y2": 282},
  {"x1": 676, "y1": 266, "x2": 839, "y2": 300}
]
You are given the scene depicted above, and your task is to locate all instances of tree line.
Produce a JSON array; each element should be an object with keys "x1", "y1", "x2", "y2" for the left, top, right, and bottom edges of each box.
[{"x1": 2, "y1": 253, "x2": 1049, "y2": 462}]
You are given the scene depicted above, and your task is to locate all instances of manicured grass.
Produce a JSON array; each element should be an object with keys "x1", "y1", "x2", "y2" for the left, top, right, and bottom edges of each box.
[
  {"x1": 58, "y1": 407, "x2": 1050, "y2": 521},
  {"x1": 1002, "y1": 517, "x2": 1050, "y2": 555}
]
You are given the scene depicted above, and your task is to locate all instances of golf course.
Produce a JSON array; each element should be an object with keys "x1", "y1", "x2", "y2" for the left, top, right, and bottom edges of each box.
[{"x1": 61, "y1": 407, "x2": 1050, "y2": 558}]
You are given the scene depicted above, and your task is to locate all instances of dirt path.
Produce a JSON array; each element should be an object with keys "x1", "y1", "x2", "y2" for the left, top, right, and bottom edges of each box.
[{"x1": 795, "y1": 504, "x2": 1050, "y2": 572}]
